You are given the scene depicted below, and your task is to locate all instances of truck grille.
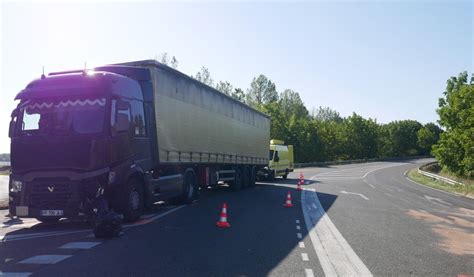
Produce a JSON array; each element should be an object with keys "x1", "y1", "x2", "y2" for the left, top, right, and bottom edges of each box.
[{"x1": 29, "y1": 182, "x2": 75, "y2": 209}]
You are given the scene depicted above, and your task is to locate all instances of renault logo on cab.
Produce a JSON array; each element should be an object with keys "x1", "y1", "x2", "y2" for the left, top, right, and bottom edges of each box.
[{"x1": 47, "y1": 186, "x2": 55, "y2": 192}]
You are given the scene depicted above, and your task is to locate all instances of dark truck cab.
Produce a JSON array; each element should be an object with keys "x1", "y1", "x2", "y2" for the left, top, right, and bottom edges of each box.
[{"x1": 8, "y1": 67, "x2": 167, "y2": 223}]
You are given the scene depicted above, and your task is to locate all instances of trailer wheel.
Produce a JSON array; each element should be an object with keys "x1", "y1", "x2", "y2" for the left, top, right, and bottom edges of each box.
[
  {"x1": 243, "y1": 166, "x2": 251, "y2": 188},
  {"x1": 268, "y1": 170, "x2": 275, "y2": 181},
  {"x1": 180, "y1": 170, "x2": 198, "y2": 204},
  {"x1": 116, "y1": 178, "x2": 144, "y2": 223},
  {"x1": 231, "y1": 167, "x2": 243, "y2": 191},
  {"x1": 249, "y1": 167, "x2": 257, "y2": 187}
]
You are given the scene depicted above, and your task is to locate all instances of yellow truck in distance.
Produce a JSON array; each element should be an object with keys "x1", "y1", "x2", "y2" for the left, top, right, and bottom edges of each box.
[{"x1": 262, "y1": 139, "x2": 294, "y2": 180}]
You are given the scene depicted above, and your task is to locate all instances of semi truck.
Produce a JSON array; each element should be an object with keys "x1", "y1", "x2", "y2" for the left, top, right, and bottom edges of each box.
[{"x1": 8, "y1": 60, "x2": 270, "y2": 222}]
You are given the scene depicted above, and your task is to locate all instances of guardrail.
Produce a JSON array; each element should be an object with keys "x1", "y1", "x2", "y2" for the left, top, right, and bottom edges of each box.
[
  {"x1": 418, "y1": 166, "x2": 465, "y2": 187},
  {"x1": 294, "y1": 155, "x2": 432, "y2": 169}
]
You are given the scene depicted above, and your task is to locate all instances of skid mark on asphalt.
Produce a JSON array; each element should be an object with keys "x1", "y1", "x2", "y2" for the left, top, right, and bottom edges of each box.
[
  {"x1": 406, "y1": 209, "x2": 474, "y2": 255},
  {"x1": 301, "y1": 188, "x2": 373, "y2": 276}
]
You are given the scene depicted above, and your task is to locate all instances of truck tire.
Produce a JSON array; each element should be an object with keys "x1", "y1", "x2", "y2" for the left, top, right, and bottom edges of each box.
[
  {"x1": 231, "y1": 167, "x2": 243, "y2": 191},
  {"x1": 115, "y1": 178, "x2": 145, "y2": 223},
  {"x1": 36, "y1": 217, "x2": 60, "y2": 224},
  {"x1": 243, "y1": 166, "x2": 251, "y2": 188},
  {"x1": 268, "y1": 170, "x2": 275, "y2": 181},
  {"x1": 283, "y1": 169, "x2": 289, "y2": 179},
  {"x1": 180, "y1": 170, "x2": 199, "y2": 204},
  {"x1": 249, "y1": 166, "x2": 257, "y2": 187}
]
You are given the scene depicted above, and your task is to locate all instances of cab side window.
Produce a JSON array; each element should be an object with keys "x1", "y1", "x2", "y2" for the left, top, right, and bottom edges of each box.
[
  {"x1": 131, "y1": 100, "x2": 146, "y2": 137},
  {"x1": 274, "y1": 151, "x2": 279, "y2": 162},
  {"x1": 111, "y1": 99, "x2": 131, "y2": 133}
]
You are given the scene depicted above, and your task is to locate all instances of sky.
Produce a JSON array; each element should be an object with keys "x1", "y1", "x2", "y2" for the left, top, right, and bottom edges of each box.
[{"x1": 0, "y1": 1, "x2": 473, "y2": 153}]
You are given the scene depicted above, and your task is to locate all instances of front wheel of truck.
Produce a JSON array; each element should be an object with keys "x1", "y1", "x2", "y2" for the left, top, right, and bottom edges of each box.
[{"x1": 116, "y1": 178, "x2": 144, "y2": 222}]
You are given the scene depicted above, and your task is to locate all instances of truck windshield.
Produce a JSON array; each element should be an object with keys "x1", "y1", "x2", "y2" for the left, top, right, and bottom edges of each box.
[{"x1": 19, "y1": 97, "x2": 106, "y2": 135}]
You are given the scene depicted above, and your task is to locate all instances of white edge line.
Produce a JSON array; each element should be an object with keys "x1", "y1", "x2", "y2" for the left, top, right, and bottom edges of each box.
[
  {"x1": 405, "y1": 177, "x2": 463, "y2": 198},
  {"x1": 0, "y1": 272, "x2": 32, "y2": 277}
]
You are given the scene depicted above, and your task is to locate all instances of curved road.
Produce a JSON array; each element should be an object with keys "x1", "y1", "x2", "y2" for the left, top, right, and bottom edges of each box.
[{"x1": 0, "y1": 159, "x2": 472, "y2": 276}]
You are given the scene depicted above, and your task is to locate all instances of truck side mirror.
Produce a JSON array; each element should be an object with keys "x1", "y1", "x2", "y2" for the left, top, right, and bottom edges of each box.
[
  {"x1": 8, "y1": 109, "x2": 18, "y2": 138},
  {"x1": 8, "y1": 120, "x2": 16, "y2": 138}
]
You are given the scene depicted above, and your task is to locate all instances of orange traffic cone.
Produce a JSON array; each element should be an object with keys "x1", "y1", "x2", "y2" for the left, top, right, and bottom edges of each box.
[
  {"x1": 216, "y1": 203, "x2": 231, "y2": 228},
  {"x1": 283, "y1": 191, "x2": 293, "y2": 207},
  {"x1": 296, "y1": 180, "x2": 302, "y2": 191}
]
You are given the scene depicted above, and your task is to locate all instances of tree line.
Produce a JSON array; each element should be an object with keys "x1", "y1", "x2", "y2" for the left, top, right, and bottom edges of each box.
[{"x1": 159, "y1": 54, "x2": 472, "y2": 177}]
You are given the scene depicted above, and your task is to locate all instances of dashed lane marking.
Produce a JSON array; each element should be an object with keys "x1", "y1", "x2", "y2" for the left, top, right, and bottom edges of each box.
[
  {"x1": 59, "y1": 242, "x2": 101, "y2": 249},
  {"x1": 299, "y1": 242, "x2": 305, "y2": 248},
  {"x1": 305, "y1": 268, "x2": 315, "y2": 277},
  {"x1": 302, "y1": 188, "x2": 373, "y2": 276},
  {"x1": 297, "y1": 233, "x2": 302, "y2": 239},
  {"x1": 296, "y1": 220, "x2": 300, "y2": 224},
  {"x1": 301, "y1": 253, "x2": 309, "y2": 261},
  {"x1": 18, "y1": 255, "x2": 72, "y2": 265},
  {"x1": 296, "y1": 225, "x2": 301, "y2": 230}
]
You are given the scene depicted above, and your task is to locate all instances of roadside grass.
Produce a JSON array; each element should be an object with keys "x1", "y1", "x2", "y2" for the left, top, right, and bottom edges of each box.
[{"x1": 407, "y1": 168, "x2": 474, "y2": 199}]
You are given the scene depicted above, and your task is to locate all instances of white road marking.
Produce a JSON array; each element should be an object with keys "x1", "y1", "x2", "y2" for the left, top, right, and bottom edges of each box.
[
  {"x1": 406, "y1": 177, "x2": 461, "y2": 197},
  {"x1": 0, "y1": 272, "x2": 31, "y2": 277},
  {"x1": 424, "y1": 195, "x2": 452, "y2": 206},
  {"x1": 1, "y1": 206, "x2": 186, "y2": 243},
  {"x1": 302, "y1": 188, "x2": 373, "y2": 276},
  {"x1": 18, "y1": 255, "x2": 72, "y2": 264},
  {"x1": 0, "y1": 230, "x2": 90, "y2": 243},
  {"x1": 362, "y1": 163, "x2": 407, "y2": 178},
  {"x1": 296, "y1": 225, "x2": 301, "y2": 230},
  {"x1": 297, "y1": 233, "x2": 302, "y2": 239},
  {"x1": 340, "y1": 190, "x2": 369, "y2": 201},
  {"x1": 299, "y1": 242, "x2": 305, "y2": 248},
  {"x1": 305, "y1": 268, "x2": 315, "y2": 277},
  {"x1": 59, "y1": 242, "x2": 101, "y2": 249},
  {"x1": 301, "y1": 253, "x2": 309, "y2": 261},
  {"x1": 296, "y1": 220, "x2": 300, "y2": 224}
]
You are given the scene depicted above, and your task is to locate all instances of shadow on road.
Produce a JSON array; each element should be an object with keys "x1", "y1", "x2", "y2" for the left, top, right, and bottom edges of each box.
[{"x1": 29, "y1": 183, "x2": 338, "y2": 276}]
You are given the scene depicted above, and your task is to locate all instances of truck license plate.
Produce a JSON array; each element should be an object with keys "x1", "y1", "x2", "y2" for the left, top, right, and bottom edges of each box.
[{"x1": 40, "y1": 210, "x2": 64, "y2": 217}]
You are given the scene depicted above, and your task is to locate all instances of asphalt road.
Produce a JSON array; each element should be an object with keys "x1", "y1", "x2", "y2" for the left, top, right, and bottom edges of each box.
[
  {"x1": 0, "y1": 159, "x2": 473, "y2": 276},
  {"x1": 0, "y1": 176, "x2": 8, "y2": 208}
]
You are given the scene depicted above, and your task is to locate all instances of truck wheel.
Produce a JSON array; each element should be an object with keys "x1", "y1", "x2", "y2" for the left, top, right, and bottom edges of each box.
[
  {"x1": 249, "y1": 167, "x2": 257, "y2": 187},
  {"x1": 231, "y1": 167, "x2": 243, "y2": 191},
  {"x1": 283, "y1": 169, "x2": 289, "y2": 179},
  {"x1": 36, "y1": 217, "x2": 60, "y2": 224},
  {"x1": 268, "y1": 170, "x2": 275, "y2": 181},
  {"x1": 180, "y1": 170, "x2": 198, "y2": 204},
  {"x1": 116, "y1": 178, "x2": 144, "y2": 223},
  {"x1": 243, "y1": 166, "x2": 251, "y2": 188}
]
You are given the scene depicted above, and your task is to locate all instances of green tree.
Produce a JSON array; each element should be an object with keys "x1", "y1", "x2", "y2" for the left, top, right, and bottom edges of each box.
[
  {"x1": 194, "y1": 66, "x2": 214, "y2": 87},
  {"x1": 380, "y1": 120, "x2": 423, "y2": 156},
  {"x1": 215, "y1": 81, "x2": 233, "y2": 96},
  {"x1": 417, "y1": 123, "x2": 442, "y2": 155},
  {"x1": 341, "y1": 113, "x2": 379, "y2": 159},
  {"x1": 231, "y1": 88, "x2": 245, "y2": 102},
  {"x1": 246, "y1": 75, "x2": 278, "y2": 106},
  {"x1": 312, "y1": 106, "x2": 343, "y2": 123},
  {"x1": 433, "y1": 71, "x2": 474, "y2": 177},
  {"x1": 279, "y1": 89, "x2": 308, "y2": 119}
]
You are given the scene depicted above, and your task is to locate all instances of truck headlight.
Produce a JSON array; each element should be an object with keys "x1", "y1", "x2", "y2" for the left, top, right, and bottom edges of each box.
[{"x1": 10, "y1": 179, "x2": 23, "y2": 193}]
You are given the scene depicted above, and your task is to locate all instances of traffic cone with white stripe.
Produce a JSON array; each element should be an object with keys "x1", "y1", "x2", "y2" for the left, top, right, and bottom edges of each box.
[
  {"x1": 216, "y1": 203, "x2": 231, "y2": 228},
  {"x1": 297, "y1": 172, "x2": 304, "y2": 191},
  {"x1": 283, "y1": 191, "x2": 293, "y2": 207}
]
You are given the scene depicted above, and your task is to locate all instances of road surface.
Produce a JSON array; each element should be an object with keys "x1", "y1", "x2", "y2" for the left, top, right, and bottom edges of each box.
[
  {"x1": 0, "y1": 159, "x2": 472, "y2": 276},
  {"x1": 0, "y1": 176, "x2": 8, "y2": 208}
]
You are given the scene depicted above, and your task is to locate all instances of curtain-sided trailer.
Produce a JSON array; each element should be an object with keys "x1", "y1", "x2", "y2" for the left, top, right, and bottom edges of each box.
[{"x1": 8, "y1": 60, "x2": 270, "y2": 223}]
